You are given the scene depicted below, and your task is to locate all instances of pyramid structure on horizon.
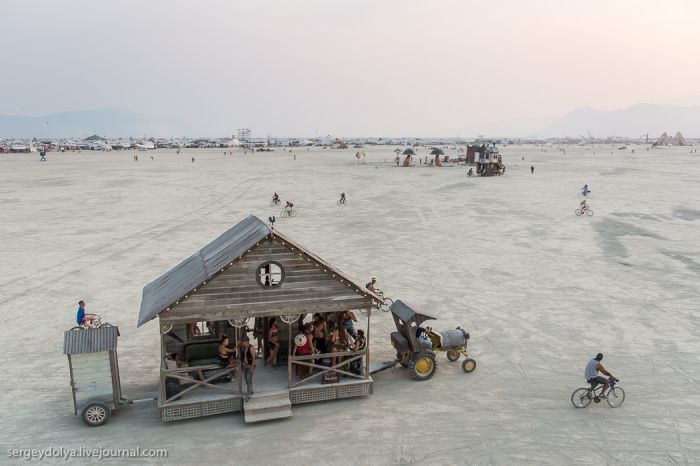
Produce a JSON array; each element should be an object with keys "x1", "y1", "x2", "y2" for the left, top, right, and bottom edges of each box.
[{"x1": 653, "y1": 131, "x2": 689, "y2": 146}]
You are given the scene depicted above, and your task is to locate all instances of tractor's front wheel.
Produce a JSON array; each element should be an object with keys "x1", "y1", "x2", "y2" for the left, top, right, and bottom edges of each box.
[
  {"x1": 462, "y1": 358, "x2": 477, "y2": 373},
  {"x1": 409, "y1": 351, "x2": 437, "y2": 381},
  {"x1": 446, "y1": 350, "x2": 460, "y2": 362}
]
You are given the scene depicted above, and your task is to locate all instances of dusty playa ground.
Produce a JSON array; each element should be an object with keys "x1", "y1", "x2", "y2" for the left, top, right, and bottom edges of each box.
[{"x1": 1, "y1": 145, "x2": 699, "y2": 464}]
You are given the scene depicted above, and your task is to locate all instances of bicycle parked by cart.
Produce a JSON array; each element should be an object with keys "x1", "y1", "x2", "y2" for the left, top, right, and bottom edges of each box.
[{"x1": 571, "y1": 377, "x2": 625, "y2": 408}]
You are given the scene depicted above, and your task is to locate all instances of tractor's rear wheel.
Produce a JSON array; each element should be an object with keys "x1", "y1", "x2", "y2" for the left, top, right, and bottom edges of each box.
[
  {"x1": 462, "y1": 358, "x2": 477, "y2": 373},
  {"x1": 446, "y1": 350, "x2": 460, "y2": 362},
  {"x1": 409, "y1": 351, "x2": 437, "y2": 381}
]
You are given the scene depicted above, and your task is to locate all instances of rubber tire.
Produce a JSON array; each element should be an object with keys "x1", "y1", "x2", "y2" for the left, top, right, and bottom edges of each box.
[
  {"x1": 81, "y1": 402, "x2": 110, "y2": 427},
  {"x1": 280, "y1": 209, "x2": 287, "y2": 217},
  {"x1": 575, "y1": 209, "x2": 583, "y2": 216},
  {"x1": 571, "y1": 388, "x2": 592, "y2": 408},
  {"x1": 606, "y1": 386, "x2": 625, "y2": 408},
  {"x1": 408, "y1": 350, "x2": 437, "y2": 381},
  {"x1": 290, "y1": 210, "x2": 297, "y2": 217},
  {"x1": 462, "y1": 358, "x2": 477, "y2": 373},
  {"x1": 586, "y1": 210, "x2": 594, "y2": 217},
  {"x1": 446, "y1": 350, "x2": 460, "y2": 362}
]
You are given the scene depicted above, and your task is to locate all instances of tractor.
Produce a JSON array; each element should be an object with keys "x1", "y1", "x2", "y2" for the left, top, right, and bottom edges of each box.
[{"x1": 388, "y1": 300, "x2": 476, "y2": 380}]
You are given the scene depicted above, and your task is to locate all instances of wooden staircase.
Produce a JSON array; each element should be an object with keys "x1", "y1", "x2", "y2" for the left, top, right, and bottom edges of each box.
[{"x1": 243, "y1": 390, "x2": 292, "y2": 423}]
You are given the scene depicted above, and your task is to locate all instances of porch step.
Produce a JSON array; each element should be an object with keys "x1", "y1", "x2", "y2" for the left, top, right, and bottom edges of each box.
[{"x1": 243, "y1": 390, "x2": 292, "y2": 423}]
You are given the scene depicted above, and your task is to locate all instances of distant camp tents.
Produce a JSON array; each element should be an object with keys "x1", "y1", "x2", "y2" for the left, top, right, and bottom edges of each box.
[{"x1": 653, "y1": 131, "x2": 688, "y2": 147}]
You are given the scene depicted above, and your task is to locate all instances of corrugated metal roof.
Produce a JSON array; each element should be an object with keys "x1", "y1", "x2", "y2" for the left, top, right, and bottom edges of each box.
[
  {"x1": 390, "y1": 300, "x2": 436, "y2": 324},
  {"x1": 63, "y1": 326, "x2": 120, "y2": 354},
  {"x1": 138, "y1": 215, "x2": 271, "y2": 326}
]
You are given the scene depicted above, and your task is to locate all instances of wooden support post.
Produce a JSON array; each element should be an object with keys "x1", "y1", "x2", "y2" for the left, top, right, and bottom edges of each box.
[
  {"x1": 287, "y1": 322, "x2": 292, "y2": 388},
  {"x1": 365, "y1": 307, "x2": 371, "y2": 378}
]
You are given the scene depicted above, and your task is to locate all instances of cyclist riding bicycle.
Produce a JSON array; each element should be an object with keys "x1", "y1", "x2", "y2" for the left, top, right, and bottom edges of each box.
[
  {"x1": 579, "y1": 199, "x2": 589, "y2": 211},
  {"x1": 366, "y1": 277, "x2": 379, "y2": 294},
  {"x1": 340, "y1": 192, "x2": 346, "y2": 202},
  {"x1": 285, "y1": 201, "x2": 294, "y2": 209},
  {"x1": 272, "y1": 192, "x2": 279, "y2": 202},
  {"x1": 581, "y1": 184, "x2": 591, "y2": 196},
  {"x1": 585, "y1": 353, "x2": 617, "y2": 398},
  {"x1": 76, "y1": 300, "x2": 98, "y2": 329}
]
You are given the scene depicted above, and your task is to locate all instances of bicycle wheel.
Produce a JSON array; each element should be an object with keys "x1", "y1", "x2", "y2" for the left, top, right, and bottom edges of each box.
[
  {"x1": 575, "y1": 209, "x2": 583, "y2": 216},
  {"x1": 290, "y1": 209, "x2": 297, "y2": 217},
  {"x1": 337, "y1": 200, "x2": 341, "y2": 206},
  {"x1": 379, "y1": 297, "x2": 394, "y2": 312},
  {"x1": 280, "y1": 209, "x2": 288, "y2": 218},
  {"x1": 586, "y1": 210, "x2": 593, "y2": 217},
  {"x1": 606, "y1": 386, "x2": 625, "y2": 407},
  {"x1": 571, "y1": 388, "x2": 592, "y2": 408}
]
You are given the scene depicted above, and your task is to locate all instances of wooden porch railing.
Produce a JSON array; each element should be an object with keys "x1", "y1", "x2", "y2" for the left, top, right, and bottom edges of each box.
[
  {"x1": 160, "y1": 365, "x2": 241, "y2": 405},
  {"x1": 289, "y1": 349, "x2": 367, "y2": 388}
]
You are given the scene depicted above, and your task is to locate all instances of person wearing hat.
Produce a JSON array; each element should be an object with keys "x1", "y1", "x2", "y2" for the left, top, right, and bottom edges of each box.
[
  {"x1": 292, "y1": 323, "x2": 316, "y2": 380},
  {"x1": 238, "y1": 335, "x2": 256, "y2": 400},
  {"x1": 584, "y1": 353, "x2": 618, "y2": 398}
]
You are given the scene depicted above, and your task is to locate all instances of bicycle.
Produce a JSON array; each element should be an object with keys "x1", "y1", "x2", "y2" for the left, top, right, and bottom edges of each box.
[
  {"x1": 70, "y1": 314, "x2": 112, "y2": 331},
  {"x1": 337, "y1": 197, "x2": 347, "y2": 206},
  {"x1": 575, "y1": 207, "x2": 593, "y2": 217},
  {"x1": 374, "y1": 289, "x2": 394, "y2": 312},
  {"x1": 571, "y1": 378, "x2": 625, "y2": 408},
  {"x1": 280, "y1": 206, "x2": 297, "y2": 217},
  {"x1": 270, "y1": 197, "x2": 281, "y2": 206},
  {"x1": 577, "y1": 191, "x2": 592, "y2": 199}
]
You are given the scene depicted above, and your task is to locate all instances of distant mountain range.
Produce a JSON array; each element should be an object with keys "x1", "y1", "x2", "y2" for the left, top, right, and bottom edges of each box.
[
  {"x1": 540, "y1": 103, "x2": 700, "y2": 138},
  {"x1": 0, "y1": 108, "x2": 191, "y2": 138}
]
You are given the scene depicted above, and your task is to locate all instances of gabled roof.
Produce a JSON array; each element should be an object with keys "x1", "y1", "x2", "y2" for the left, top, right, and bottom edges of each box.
[
  {"x1": 64, "y1": 326, "x2": 120, "y2": 355},
  {"x1": 138, "y1": 215, "x2": 382, "y2": 327},
  {"x1": 138, "y1": 215, "x2": 271, "y2": 326}
]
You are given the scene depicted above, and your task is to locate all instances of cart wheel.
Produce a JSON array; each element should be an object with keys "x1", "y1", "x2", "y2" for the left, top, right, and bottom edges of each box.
[
  {"x1": 462, "y1": 358, "x2": 477, "y2": 373},
  {"x1": 446, "y1": 350, "x2": 460, "y2": 362},
  {"x1": 81, "y1": 402, "x2": 110, "y2": 427},
  {"x1": 409, "y1": 350, "x2": 437, "y2": 381}
]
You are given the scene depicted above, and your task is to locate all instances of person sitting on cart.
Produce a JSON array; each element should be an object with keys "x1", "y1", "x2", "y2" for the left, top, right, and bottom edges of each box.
[
  {"x1": 217, "y1": 336, "x2": 238, "y2": 367},
  {"x1": 416, "y1": 325, "x2": 433, "y2": 350},
  {"x1": 76, "y1": 300, "x2": 98, "y2": 329}
]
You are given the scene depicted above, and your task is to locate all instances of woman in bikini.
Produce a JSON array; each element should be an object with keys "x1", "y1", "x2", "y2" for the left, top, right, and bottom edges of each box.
[
  {"x1": 217, "y1": 336, "x2": 237, "y2": 367},
  {"x1": 266, "y1": 317, "x2": 280, "y2": 366},
  {"x1": 330, "y1": 321, "x2": 350, "y2": 367}
]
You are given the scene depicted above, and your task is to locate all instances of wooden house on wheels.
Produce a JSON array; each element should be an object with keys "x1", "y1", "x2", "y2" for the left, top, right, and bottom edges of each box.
[{"x1": 138, "y1": 215, "x2": 382, "y2": 423}]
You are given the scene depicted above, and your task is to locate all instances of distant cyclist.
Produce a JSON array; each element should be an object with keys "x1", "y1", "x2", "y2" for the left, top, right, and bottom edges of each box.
[
  {"x1": 581, "y1": 184, "x2": 591, "y2": 196},
  {"x1": 272, "y1": 192, "x2": 280, "y2": 204},
  {"x1": 579, "y1": 199, "x2": 590, "y2": 212},
  {"x1": 338, "y1": 192, "x2": 347, "y2": 205},
  {"x1": 366, "y1": 277, "x2": 379, "y2": 294},
  {"x1": 585, "y1": 353, "x2": 618, "y2": 398},
  {"x1": 285, "y1": 201, "x2": 294, "y2": 210}
]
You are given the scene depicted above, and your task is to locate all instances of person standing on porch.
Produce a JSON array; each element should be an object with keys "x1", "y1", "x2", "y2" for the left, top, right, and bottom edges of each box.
[{"x1": 239, "y1": 335, "x2": 256, "y2": 400}]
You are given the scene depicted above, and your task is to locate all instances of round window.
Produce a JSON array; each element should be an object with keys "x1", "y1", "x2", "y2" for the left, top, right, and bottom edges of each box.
[{"x1": 256, "y1": 261, "x2": 285, "y2": 288}]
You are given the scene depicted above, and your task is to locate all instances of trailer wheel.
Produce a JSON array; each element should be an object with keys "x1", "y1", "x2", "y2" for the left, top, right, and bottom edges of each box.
[
  {"x1": 462, "y1": 358, "x2": 477, "y2": 373},
  {"x1": 446, "y1": 350, "x2": 460, "y2": 362},
  {"x1": 409, "y1": 351, "x2": 437, "y2": 381},
  {"x1": 81, "y1": 402, "x2": 110, "y2": 427}
]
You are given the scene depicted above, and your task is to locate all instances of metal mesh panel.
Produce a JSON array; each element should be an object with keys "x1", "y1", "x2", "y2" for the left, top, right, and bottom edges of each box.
[
  {"x1": 160, "y1": 404, "x2": 201, "y2": 422},
  {"x1": 336, "y1": 383, "x2": 370, "y2": 398},
  {"x1": 290, "y1": 386, "x2": 336, "y2": 404},
  {"x1": 202, "y1": 397, "x2": 242, "y2": 416}
]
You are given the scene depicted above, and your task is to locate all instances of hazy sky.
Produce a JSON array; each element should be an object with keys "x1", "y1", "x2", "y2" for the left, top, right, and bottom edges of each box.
[{"x1": 2, "y1": 0, "x2": 699, "y2": 136}]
